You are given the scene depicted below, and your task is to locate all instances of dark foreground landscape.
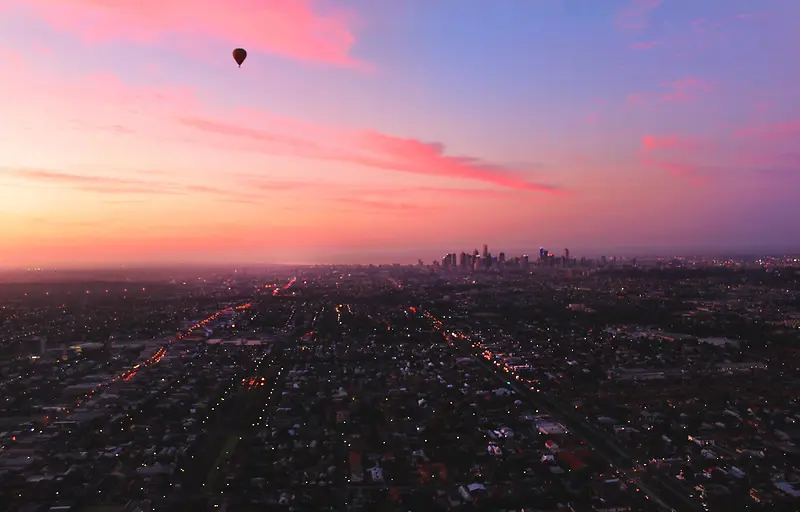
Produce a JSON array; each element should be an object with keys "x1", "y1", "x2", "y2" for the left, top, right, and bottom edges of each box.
[{"x1": 1, "y1": 258, "x2": 799, "y2": 511}]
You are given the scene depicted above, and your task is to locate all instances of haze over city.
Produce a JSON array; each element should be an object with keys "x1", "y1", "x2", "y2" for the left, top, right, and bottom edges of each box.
[{"x1": 1, "y1": 0, "x2": 798, "y2": 268}]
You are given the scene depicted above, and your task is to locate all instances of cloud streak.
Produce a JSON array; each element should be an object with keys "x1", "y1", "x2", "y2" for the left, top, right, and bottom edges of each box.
[
  {"x1": 627, "y1": 77, "x2": 713, "y2": 107},
  {"x1": 691, "y1": 11, "x2": 772, "y2": 36},
  {"x1": 642, "y1": 159, "x2": 710, "y2": 185},
  {"x1": 11, "y1": 0, "x2": 367, "y2": 69},
  {"x1": 735, "y1": 121, "x2": 800, "y2": 141},
  {"x1": 614, "y1": 0, "x2": 662, "y2": 31},
  {"x1": 640, "y1": 134, "x2": 711, "y2": 184},
  {"x1": 0, "y1": 168, "x2": 184, "y2": 195},
  {"x1": 661, "y1": 77, "x2": 713, "y2": 103},
  {"x1": 641, "y1": 129, "x2": 799, "y2": 185},
  {"x1": 178, "y1": 117, "x2": 561, "y2": 193},
  {"x1": 2, "y1": 58, "x2": 560, "y2": 200},
  {"x1": 238, "y1": 178, "x2": 526, "y2": 204},
  {"x1": 641, "y1": 135, "x2": 704, "y2": 152},
  {"x1": 331, "y1": 197, "x2": 439, "y2": 214},
  {"x1": 1, "y1": 167, "x2": 265, "y2": 200},
  {"x1": 630, "y1": 40, "x2": 662, "y2": 50}
]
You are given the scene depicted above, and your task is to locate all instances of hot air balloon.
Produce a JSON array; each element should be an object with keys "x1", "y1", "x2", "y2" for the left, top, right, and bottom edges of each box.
[{"x1": 232, "y1": 48, "x2": 247, "y2": 67}]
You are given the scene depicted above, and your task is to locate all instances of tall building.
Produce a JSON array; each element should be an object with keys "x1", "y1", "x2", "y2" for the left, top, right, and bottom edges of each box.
[{"x1": 482, "y1": 244, "x2": 489, "y2": 258}]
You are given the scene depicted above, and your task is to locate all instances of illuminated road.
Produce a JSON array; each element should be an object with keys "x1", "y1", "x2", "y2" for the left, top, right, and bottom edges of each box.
[
  {"x1": 416, "y1": 306, "x2": 692, "y2": 512},
  {"x1": 272, "y1": 276, "x2": 297, "y2": 296},
  {"x1": 63, "y1": 301, "x2": 254, "y2": 416}
]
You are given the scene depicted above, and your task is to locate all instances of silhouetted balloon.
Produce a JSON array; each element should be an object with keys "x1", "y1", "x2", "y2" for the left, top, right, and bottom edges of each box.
[{"x1": 232, "y1": 48, "x2": 247, "y2": 67}]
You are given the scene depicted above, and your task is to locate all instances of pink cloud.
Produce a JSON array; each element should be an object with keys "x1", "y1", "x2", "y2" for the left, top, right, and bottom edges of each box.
[
  {"x1": 178, "y1": 116, "x2": 324, "y2": 153},
  {"x1": 331, "y1": 197, "x2": 439, "y2": 214},
  {"x1": 1, "y1": 166, "x2": 268, "y2": 201},
  {"x1": 614, "y1": 0, "x2": 662, "y2": 31},
  {"x1": 584, "y1": 113, "x2": 602, "y2": 125},
  {"x1": 401, "y1": 186, "x2": 520, "y2": 199},
  {"x1": 690, "y1": 17, "x2": 722, "y2": 32},
  {"x1": 692, "y1": 11, "x2": 771, "y2": 32},
  {"x1": 640, "y1": 127, "x2": 798, "y2": 185},
  {"x1": 178, "y1": 116, "x2": 560, "y2": 193},
  {"x1": 580, "y1": 99, "x2": 608, "y2": 125},
  {"x1": 630, "y1": 40, "x2": 662, "y2": 50},
  {"x1": 641, "y1": 135, "x2": 703, "y2": 152},
  {"x1": 736, "y1": 152, "x2": 800, "y2": 170},
  {"x1": 642, "y1": 159, "x2": 709, "y2": 186},
  {"x1": 632, "y1": 10, "x2": 772, "y2": 55},
  {"x1": 352, "y1": 131, "x2": 559, "y2": 192},
  {"x1": 1, "y1": 52, "x2": 561, "y2": 208},
  {"x1": 1, "y1": 167, "x2": 182, "y2": 196},
  {"x1": 629, "y1": 77, "x2": 713, "y2": 107},
  {"x1": 735, "y1": 121, "x2": 800, "y2": 141},
  {"x1": 640, "y1": 134, "x2": 714, "y2": 185},
  {"x1": 240, "y1": 180, "x2": 523, "y2": 202},
  {"x1": 626, "y1": 92, "x2": 648, "y2": 108},
  {"x1": 734, "y1": 12, "x2": 768, "y2": 21},
  {"x1": 0, "y1": 64, "x2": 198, "y2": 117},
  {"x1": 752, "y1": 101, "x2": 773, "y2": 115},
  {"x1": 660, "y1": 77, "x2": 712, "y2": 102},
  {"x1": 687, "y1": 11, "x2": 772, "y2": 50},
  {"x1": 13, "y1": 0, "x2": 366, "y2": 69}
]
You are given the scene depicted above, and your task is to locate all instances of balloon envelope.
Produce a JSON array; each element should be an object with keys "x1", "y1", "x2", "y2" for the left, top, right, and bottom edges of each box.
[{"x1": 232, "y1": 48, "x2": 247, "y2": 67}]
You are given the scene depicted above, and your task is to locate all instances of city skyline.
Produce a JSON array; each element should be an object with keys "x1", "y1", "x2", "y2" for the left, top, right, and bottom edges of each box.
[
  {"x1": 3, "y1": 242, "x2": 798, "y2": 272},
  {"x1": 1, "y1": 0, "x2": 799, "y2": 267}
]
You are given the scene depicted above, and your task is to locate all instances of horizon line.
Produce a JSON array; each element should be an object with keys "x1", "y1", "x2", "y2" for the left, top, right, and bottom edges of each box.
[{"x1": 2, "y1": 248, "x2": 800, "y2": 274}]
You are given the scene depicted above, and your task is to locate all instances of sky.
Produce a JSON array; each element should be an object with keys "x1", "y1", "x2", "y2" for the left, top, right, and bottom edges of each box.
[{"x1": 0, "y1": 0, "x2": 798, "y2": 267}]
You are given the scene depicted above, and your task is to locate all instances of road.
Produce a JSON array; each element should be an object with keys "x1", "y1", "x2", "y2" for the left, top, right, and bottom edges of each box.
[
  {"x1": 33, "y1": 301, "x2": 254, "y2": 431},
  {"x1": 420, "y1": 308, "x2": 700, "y2": 512}
]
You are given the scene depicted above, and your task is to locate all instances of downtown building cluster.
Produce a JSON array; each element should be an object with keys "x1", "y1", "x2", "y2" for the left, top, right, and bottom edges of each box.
[{"x1": 425, "y1": 244, "x2": 623, "y2": 272}]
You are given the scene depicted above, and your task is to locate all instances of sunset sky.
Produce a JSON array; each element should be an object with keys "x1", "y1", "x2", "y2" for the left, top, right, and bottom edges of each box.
[{"x1": 1, "y1": 0, "x2": 798, "y2": 267}]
